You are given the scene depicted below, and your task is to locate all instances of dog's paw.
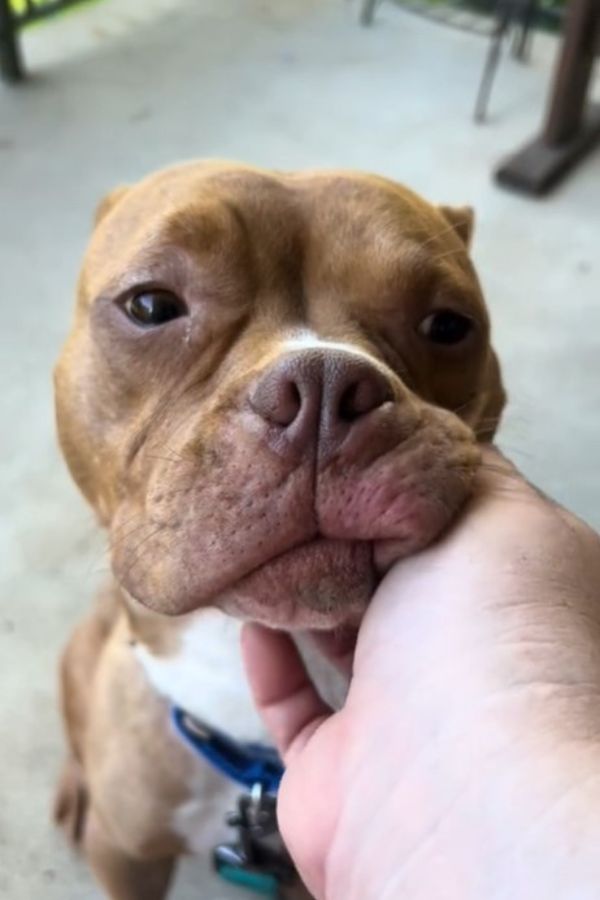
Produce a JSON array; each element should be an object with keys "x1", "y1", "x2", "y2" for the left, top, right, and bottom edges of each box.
[{"x1": 53, "y1": 757, "x2": 89, "y2": 847}]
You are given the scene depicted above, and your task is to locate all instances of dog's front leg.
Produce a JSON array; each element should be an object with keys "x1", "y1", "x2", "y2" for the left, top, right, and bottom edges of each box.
[{"x1": 84, "y1": 808, "x2": 177, "y2": 900}]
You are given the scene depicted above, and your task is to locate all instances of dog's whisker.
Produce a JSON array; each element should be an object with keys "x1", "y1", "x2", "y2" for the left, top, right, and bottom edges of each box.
[
  {"x1": 474, "y1": 414, "x2": 503, "y2": 424},
  {"x1": 87, "y1": 562, "x2": 113, "y2": 579},
  {"x1": 420, "y1": 218, "x2": 472, "y2": 250},
  {"x1": 110, "y1": 523, "x2": 148, "y2": 547},
  {"x1": 448, "y1": 394, "x2": 484, "y2": 418},
  {"x1": 110, "y1": 508, "x2": 144, "y2": 531},
  {"x1": 163, "y1": 444, "x2": 190, "y2": 463},
  {"x1": 476, "y1": 464, "x2": 537, "y2": 496},
  {"x1": 451, "y1": 398, "x2": 476, "y2": 416},
  {"x1": 110, "y1": 514, "x2": 146, "y2": 541},
  {"x1": 472, "y1": 413, "x2": 505, "y2": 431},
  {"x1": 82, "y1": 515, "x2": 143, "y2": 576},
  {"x1": 122, "y1": 525, "x2": 167, "y2": 581},
  {"x1": 161, "y1": 485, "x2": 196, "y2": 498},
  {"x1": 162, "y1": 441, "x2": 199, "y2": 465},
  {"x1": 84, "y1": 557, "x2": 110, "y2": 582},
  {"x1": 495, "y1": 444, "x2": 535, "y2": 461},
  {"x1": 429, "y1": 247, "x2": 468, "y2": 263},
  {"x1": 146, "y1": 454, "x2": 191, "y2": 465},
  {"x1": 109, "y1": 527, "x2": 152, "y2": 561}
]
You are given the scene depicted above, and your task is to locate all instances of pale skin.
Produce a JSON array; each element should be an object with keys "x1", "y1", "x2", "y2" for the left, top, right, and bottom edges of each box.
[{"x1": 242, "y1": 448, "x2": 600, "y2": 900}]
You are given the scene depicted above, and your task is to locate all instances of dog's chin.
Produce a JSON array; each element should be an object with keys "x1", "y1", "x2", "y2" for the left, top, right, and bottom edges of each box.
[
  {"x1": 210, "y1": 538, "x2": 376, "y2": 630},
  {"x1": 119, "y1": 537, "x2": 375, "y2": 629}
]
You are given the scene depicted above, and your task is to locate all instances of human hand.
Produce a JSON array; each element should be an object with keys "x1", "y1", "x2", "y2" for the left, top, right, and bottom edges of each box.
[{"x1": 242, "y1": 448, "x2": 600, "y2": 900}]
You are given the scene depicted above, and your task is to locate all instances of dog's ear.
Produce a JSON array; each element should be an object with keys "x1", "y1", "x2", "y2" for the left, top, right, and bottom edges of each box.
[
  {"x1": 438, "y1": 205, "x2": 474, "y2": 248},
  {"x1": 93, "y1": 185, "x2": 129, "y2": 227}
]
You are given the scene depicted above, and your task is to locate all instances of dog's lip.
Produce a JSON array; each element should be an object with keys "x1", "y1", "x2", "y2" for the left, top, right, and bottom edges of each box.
[
  {"x1": 120, "y1": 532, "x2": 373, "y2": 613},
  {"x1": 221, "y1": 532, "x2": 373, "y2": 602},
  {"x1": 220, "y1": 535, "x2": 376, "y2": 629},
  {"x1": 232, "y1": 531, "x2": 321, "y2": 582}
]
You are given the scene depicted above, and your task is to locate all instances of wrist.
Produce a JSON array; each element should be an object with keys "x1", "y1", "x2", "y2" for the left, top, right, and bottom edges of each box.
[
  {"x1": 322, "y1": 671, "x2": 600, "y2": 900},
  {"x1": 326, "y1": 739, "x2": 600, "y2": 900}
]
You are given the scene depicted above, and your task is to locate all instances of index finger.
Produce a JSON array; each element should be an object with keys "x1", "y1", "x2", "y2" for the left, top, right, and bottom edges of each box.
[{"x1": 241, "y1": 623, "x2": 332, "y2": 761}]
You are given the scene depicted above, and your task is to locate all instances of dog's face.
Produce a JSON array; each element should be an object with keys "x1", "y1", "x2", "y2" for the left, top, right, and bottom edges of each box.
[{"x1": 55, "y1": 162, "x2": 504, "y2": 629}]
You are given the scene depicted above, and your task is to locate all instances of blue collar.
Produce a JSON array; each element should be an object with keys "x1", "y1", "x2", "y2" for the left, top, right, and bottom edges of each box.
[{"x1": 170, "y1": 706, "x2": 284, "y2": 795}]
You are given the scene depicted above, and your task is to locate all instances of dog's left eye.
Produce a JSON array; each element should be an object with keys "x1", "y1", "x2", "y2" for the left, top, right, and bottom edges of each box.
[
  {"x1": 418, "y1": 309, "x2": 473, "y2": 345},
  {"x1": 124, "y1": 290, "x2": 187, "y2": 327}
]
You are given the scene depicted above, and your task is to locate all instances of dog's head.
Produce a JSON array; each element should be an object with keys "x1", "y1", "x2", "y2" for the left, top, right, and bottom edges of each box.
[{"x1": 55, "y1": 162, "x2": 504, "y2": 628}]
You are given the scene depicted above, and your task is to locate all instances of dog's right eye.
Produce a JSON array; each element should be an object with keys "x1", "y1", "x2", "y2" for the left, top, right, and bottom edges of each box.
[
  {"x1": 124, "y1": 290, "x2": 187, "y2": 327},
  {"x1": 418, "y1": 309, "x2": 474, "y2": 345}
]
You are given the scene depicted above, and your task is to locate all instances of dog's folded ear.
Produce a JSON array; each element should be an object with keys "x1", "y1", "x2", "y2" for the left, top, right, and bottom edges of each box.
[
  {"x1": 438, "y1": 205, "x2": 474, "y2": 248},
  {"x1": 94, "y1": 185, "x2": 129, "y2": 227}
]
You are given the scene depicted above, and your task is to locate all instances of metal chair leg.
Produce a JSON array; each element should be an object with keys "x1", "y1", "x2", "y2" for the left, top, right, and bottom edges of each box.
[
  {"x1": 0, "y1": 0, "x2": 23, "y2": 82},
  {"x1": 360, "y1": 0, "x2": 379, "y2": 27},
  {"x1": 474, "y1": 6, "x2": 512, "y2": 122},
  {"x1": 511, "y1": 0, "x2": 538, "y2": 61}
]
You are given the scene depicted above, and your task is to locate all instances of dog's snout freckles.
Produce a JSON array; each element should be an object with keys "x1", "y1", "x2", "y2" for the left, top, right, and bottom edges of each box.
[{"x1": 108, "y1": 333, "x2": 478, "y2": 625}]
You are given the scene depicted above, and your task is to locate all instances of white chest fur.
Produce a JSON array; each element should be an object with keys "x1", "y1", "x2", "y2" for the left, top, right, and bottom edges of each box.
[{"x1": 133, "y1": 608, "x2": 265, "y2": 742}]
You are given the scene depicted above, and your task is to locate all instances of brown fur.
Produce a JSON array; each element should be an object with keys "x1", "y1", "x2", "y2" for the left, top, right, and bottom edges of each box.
[{"x1": 53, "y1": 161, "x2": 505, "y2": 899}]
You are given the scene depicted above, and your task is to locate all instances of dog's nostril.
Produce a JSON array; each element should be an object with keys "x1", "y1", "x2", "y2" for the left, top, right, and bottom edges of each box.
[
  {"x1": 338, "y1": 377, "x2": 392, "y2": 422},
  {"x1": 275, "y1": 380, "x2": 302, "y2": 426},
  {"x1": 250, "y1": 377, "x2": 302, "y2": 427},
  {"x1": 250, "y1": 351, "x2": 394, "y2": 445}
]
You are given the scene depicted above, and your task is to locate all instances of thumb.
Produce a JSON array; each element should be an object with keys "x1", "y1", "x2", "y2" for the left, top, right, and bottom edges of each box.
[{"x1": 241, "y1": 623, "x2": 331, "y2": 762}]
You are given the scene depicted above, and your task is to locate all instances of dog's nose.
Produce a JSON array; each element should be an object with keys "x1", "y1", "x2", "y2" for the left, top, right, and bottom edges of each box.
[{"x1": 249, "y1": 349, "x2": 394, "y2": 459}]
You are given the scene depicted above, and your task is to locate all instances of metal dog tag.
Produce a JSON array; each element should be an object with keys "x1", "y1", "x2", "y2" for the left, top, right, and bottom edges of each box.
[{"x1": 214, "y1": 783, "x2": 297, "y2": 897}]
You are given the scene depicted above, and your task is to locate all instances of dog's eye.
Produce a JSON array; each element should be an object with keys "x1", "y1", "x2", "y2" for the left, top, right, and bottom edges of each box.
[
  {"x1": 418, "y1": 309, "x2": 473, "y2": 345},
  {"x1": 124, "y1": 290, "x2": 186, "y2": 327}
]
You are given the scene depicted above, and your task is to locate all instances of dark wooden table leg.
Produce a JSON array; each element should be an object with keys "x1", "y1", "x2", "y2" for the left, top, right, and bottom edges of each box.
[
  {"x1": 0, "y1": 0, "x2": 23, "y2": 82},
  {"x1": 495, "y1": 0, "x2": 600, "y2": 195}
]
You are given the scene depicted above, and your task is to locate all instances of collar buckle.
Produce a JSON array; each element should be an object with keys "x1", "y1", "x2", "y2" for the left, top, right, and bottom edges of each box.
[{"x1": 214, "y1": 782, "x2": 297, "y2": 897}]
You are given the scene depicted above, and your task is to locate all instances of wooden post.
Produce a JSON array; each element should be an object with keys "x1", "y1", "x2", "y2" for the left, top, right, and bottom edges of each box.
[{"x1": 496, "y1": 0, "x2": 600, "y2": 195}]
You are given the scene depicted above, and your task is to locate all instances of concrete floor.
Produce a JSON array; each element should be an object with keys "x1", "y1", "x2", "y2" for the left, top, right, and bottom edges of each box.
[{"x1": 1, "y1": 0, "x2": 599, "y2": 896}]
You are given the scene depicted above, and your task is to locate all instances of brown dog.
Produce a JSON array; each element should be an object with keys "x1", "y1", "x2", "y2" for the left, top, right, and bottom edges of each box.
[{"x1": 53, "y1": 161, "x2": 505, "y2": 899}]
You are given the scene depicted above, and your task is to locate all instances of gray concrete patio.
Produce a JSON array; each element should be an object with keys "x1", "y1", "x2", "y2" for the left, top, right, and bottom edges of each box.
[{"x1": 1, "y1": 0, "x2": 599, "y2": 897}]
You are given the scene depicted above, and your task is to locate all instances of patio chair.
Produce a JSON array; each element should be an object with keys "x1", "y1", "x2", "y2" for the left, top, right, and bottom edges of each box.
[
  {"x1": 359, "y1": 0, "x2": 541, "y2": 122},
  {"x1": 0, "y1": 0, "x2": 84, "y2": 82}
]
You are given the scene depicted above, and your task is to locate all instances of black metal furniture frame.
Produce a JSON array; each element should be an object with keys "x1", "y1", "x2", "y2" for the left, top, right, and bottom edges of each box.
[
  {"x1": 0, "y1": 0, "x2": 87, "y2": 82},
  {"x1": 474, "y1": 0, "x2": 539, "y2": 122},
  {"x1": 360, "y1": 0, "x2": 541, "y2": 122}
]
